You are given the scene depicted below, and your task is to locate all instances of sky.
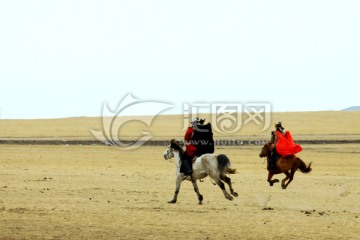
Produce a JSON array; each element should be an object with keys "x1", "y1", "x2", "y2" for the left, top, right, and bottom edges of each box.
[{"x1": 0, "y1": 0, "x2": 359, "y2": 119}]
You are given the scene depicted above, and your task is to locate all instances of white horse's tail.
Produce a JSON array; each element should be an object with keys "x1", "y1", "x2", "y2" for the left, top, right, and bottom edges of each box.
[{"x1": 217, "y1": 154, "x2": 236, "y2": 174}]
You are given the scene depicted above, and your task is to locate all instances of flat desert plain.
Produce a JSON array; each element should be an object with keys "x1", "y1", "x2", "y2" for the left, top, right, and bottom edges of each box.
[{"x1": 1, "y1": 111, "x2": 360, "y2": 239}]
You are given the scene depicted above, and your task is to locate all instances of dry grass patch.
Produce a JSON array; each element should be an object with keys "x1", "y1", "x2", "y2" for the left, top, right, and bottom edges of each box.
[{"x1": 1, "y1": 111, "x2": 360, "y2": 141}]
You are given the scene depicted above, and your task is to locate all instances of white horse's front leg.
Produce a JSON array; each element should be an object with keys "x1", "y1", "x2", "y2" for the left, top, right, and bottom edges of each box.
[
  {"x1": 191, "y1": 180, "x2": 203, "y2": 205},
  {"x1": 168, "y1": 174, "x2": 184, "y2": 204}
]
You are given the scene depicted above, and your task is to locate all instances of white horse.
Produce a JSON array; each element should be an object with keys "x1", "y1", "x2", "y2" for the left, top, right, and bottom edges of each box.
[{"x1": 163, "y1": 139, "x2": 238, "y2": 204}]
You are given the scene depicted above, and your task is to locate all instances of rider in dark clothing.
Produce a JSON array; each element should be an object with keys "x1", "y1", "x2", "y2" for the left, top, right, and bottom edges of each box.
[
  {"x1": 192, "y1": 118, "x2": 214, "y2": 156},
  {"x1": 181, "y1": 118, "x2": 215, "y2": 175}
]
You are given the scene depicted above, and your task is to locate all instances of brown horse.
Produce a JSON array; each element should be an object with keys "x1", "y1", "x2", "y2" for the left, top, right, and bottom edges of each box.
[{"x1": 259, "y1": 142, "x2": 312, "y2": 189}]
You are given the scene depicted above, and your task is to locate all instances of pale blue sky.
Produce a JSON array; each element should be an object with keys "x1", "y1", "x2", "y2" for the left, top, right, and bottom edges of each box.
[{"x1": 0, "y1": 1, "x2": 359, "y2": 119}]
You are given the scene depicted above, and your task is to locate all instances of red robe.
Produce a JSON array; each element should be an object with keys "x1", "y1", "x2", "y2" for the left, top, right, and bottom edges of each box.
[
  {"x1": 275, "y1": 131, "x2": 302, "y2": 157},
  {"x1": 184, "y1": 127, "x2": 197, "y2": 156}
]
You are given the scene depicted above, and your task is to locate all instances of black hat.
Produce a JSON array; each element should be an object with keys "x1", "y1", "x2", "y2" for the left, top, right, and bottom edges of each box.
[{"x1": 275, "y1": 122, "x2": 285, "y2": 132}]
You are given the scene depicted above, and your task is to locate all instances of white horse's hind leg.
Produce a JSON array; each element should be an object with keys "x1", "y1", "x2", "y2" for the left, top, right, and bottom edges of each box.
[
  {"x1": 220, "y1": 174, "x2": 238, "y2": 197},
  {"x1": 205, "y1": 155, "x2": 233, "y2": 201},
  {"x1": 191, "y1": 180, "x2": 203, "y2": 205},
  {"x1": 168, "y1": 174, "x2": 184, "y2": 204},
  {"x1": 213, "y1": 177, "x2": 233, "y2": 201}
]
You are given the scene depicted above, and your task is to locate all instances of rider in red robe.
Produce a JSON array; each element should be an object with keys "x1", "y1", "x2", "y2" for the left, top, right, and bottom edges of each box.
[
  {"x1": 275, "y1": 130, "x2": 302, "y2": 156},
  {"x1": 269, "y1": 122, "x2": 302, "y2": 170}
]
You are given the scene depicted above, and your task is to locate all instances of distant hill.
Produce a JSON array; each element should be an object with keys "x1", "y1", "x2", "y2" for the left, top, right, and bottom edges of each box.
[{"x1": 342, "y1": 106, "x2": 360, "y2": 111}]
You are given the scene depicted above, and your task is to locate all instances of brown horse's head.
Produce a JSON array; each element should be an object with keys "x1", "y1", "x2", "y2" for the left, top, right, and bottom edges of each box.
[{"x1": 259, "y1": 142, "x2": 274, "y2": 158}]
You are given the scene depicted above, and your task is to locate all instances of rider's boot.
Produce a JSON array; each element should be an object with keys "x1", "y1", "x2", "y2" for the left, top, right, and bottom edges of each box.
[
  {"x1": 181, "y1": 154, "x2": 192, "y2": 176},
  {"x1": 269, "y1": 148, "x2": 278, "y2": 170}
]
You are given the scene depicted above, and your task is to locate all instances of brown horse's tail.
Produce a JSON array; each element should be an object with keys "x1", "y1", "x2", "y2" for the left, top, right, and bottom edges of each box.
[{"x1": 298, "y1": 159, "x2": 312, "y2": 173}]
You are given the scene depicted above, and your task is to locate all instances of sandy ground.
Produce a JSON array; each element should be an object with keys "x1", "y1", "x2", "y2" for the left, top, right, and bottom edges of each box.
[{"x1": 0, "y1": 143, "x2": 359, "y2": 240}]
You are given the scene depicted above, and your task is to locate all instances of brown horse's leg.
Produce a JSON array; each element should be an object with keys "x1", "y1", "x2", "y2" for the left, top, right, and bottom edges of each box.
[
  {"x1": 267, "y1": 171, "x2": 279, "y2": 186},
  {"x1": 283, "y1": 167, "x2": 297, "y2": 189},
  {"x1": 282, "y1": 158, "x2": 301, "y2": 189},
  {"x1": 281, "y1": 173, "x2": 290, "y2": 189},
  {"x1": 220, "y1": 174, "x2": 238, "y2": 197}
]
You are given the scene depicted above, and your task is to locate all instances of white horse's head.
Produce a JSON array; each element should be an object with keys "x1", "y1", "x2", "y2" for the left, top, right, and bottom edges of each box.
[{"x1": 163, "y1": 144, "x2": 174, "y2": 160}]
